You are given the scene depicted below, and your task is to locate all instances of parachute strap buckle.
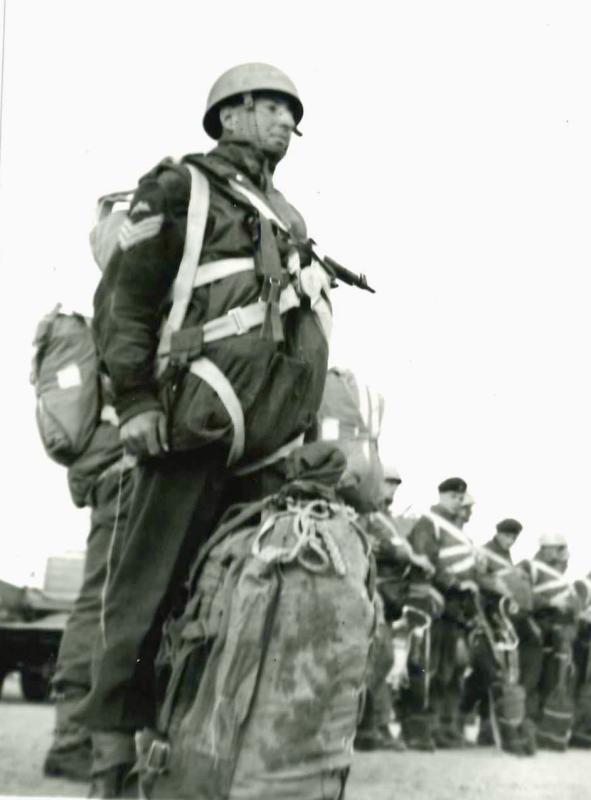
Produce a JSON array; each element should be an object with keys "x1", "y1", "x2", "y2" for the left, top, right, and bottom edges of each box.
[
  {"x1": 260, "y1": 276, "x2": 282, "y2": 304},
  {"x1": 145, "y1": 740, "x2": 170, "y2": 775},
  {"x1": 227, "y1": 307, "x2": 249, "y2": 336}
]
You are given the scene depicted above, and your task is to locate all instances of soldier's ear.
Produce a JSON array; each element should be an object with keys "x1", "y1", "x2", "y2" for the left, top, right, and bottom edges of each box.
[{"x1": 219, "y1": 105, "x2": 238, "y2": 135}]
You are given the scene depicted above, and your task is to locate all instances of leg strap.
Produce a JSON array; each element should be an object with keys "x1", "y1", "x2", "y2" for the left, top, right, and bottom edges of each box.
[{"x1": 189, "y1": 358, "x2": 245, "y2": 466}]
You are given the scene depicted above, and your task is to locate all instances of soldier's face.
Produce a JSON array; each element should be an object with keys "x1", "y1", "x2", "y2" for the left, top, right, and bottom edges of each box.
[
  {"x1": 495, "y1": 532, "x2": 518, "y2": 551},
  {"x1": 458, "y1": 504, "x2": 473, "y2": 523},
  {"x1": 382, "y1": 479, "x2": 400, "y2": 508},
  {"x1": 439, "y1": 490, "x2": 464, "y2": 514},
  {"x1": 220, "y1": 93, "x2": 295, "y2": 158},
  {"x1": 541, "y1": 545, "x2": 569, "y2": 570}
]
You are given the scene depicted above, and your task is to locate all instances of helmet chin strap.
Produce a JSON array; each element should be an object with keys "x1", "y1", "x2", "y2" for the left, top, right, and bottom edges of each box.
[{"x1": 241, "y1": 91, "x2": 287, "y2": 176}]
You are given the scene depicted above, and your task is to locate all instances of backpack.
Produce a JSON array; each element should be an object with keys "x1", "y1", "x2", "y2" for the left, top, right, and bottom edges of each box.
[
  {"x1": 137, "y1": 445, "x2": 376, "y2": 800},
  {"x1": 317, "y1": 367, "x2": 385, "y2": 512},
  {"x1": 31, "y1": 305, "x2": 100, "y2": 466},
  {"x1": 90, "y1": 189, "x2": 134, "y2": 272}
]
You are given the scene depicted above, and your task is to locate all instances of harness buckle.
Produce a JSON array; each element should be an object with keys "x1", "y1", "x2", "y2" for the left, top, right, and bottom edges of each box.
[
  {"x1": 260, "y1": 276, "x2": 282, "y2": 304},
  {"x1": 145, "y1": 740, "x2": 170, "y2": 775},
  {"x1": 227, "y1": 307, "x2": 248, "y2": 336}
]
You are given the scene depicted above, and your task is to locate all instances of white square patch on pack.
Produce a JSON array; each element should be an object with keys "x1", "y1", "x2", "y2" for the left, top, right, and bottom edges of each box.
[
  {"x1": 57, "y1": 363, "x2": 82, "y2": 389},
  {"x1": 321, "y1": 417, "x2": 340, "y2": 441}
]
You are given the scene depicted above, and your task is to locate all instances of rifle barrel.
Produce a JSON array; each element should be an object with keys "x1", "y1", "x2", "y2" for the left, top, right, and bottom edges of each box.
[{"x1": 322, "y1": 255, "x2": 376, "y2": 294}]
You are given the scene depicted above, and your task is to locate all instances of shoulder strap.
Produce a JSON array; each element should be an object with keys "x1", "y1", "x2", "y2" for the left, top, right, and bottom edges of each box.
[
  {"x1": 425, "y1": 510, "x2": 468, "y2": 544},
  {"x1": 157, "y1": 164, "x2": 210, "y2": 369}
]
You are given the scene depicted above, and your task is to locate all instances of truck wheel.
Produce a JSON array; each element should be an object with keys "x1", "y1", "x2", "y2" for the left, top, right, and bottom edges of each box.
[{"x1": 20, "y1": 668, "x2": 51, "y2": 702}]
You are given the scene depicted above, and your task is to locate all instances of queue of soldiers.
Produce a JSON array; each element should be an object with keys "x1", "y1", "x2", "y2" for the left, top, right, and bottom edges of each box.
[
  {"x1": 28, "y1": 61, "x2": 591, "y2": 800},
  {"x1": 358, "y1": 470, "x2": 591, "y2": 757}
]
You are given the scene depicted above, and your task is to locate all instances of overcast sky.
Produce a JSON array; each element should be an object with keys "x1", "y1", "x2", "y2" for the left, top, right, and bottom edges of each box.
[{"x1": 1, "y1": 0, "x2": 590, "y2": 584}]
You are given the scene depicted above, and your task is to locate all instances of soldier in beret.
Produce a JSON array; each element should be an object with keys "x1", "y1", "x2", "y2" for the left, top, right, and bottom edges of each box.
[
  {"x1": 463, "y1": 519, "x2": 526, "y2": 748},
  {"x1": 396, "y1": 477, "x2": 480, "y2": 750},
  {"x1": 482, "y1": 519, "x2": 523, "y2": 572},
  {"x1": 456, "y1": 492, "x2": 475, "y2": 528}
]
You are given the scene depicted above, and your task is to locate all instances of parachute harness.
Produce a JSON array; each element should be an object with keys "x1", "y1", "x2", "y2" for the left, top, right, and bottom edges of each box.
[{"x1": 251, "y1": 498, "x2": 360, "y2": 577}]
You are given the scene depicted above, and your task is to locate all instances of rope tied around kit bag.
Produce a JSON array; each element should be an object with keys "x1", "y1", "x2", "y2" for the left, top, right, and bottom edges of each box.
[{"x1": 251, "y1": 498, "x2": 351, "y2": 577}]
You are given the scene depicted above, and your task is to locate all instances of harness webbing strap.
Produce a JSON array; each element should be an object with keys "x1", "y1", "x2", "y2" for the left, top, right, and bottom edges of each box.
[
  {"x1": 446, "y1": 555, "x2": 477, "y2": 574},
  {"x1": 158, "y1": 165, "x2": 210, "y2": 368},
  {"x1": 229, "y1": 179, "x2": 289, "y2": 231},
  {"x1": 425, "y1": 511, "x2": 468, "y2": 544},
  {"x1": 193, "y1": 257, "x2": 255, "y2": 288},
  {"x1": 481, "y1": 547, "x2": 512, "y2": 570},
  {"x1": 533, "y1": 578, "x2": 571, "y2": 595},
  {"x1": 439, "y1": 543, "x2": 473, "y2": 558},
  {"x1": 189, "y1": 357, "x2": 245, "y2": 466},
  {"x1": 233, "y1": 433, "x2": 305, "y2": 476},
  {"x1": 159, "y1": 285, "x2": 302, "y2": 360}
]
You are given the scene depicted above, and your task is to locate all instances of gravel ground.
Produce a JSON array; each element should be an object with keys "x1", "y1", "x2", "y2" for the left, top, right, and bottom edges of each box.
[{"x1": 1, "y1": 674, "x2": 590, "y2": 800}]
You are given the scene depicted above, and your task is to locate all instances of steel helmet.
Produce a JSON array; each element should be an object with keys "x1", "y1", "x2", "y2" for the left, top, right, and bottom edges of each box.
[
  {"x1": 539, "y1": 532, "x2": 568, "y2": 547},
  {"x1": 203, "y1": 63, "x2": 304, "y2": 140},
  {"x1": 461, "y1": 492, "x2": 475, "y2": 508},
  {"x1": 383, "y1": 464, "x2": 402, "y2": 483}
]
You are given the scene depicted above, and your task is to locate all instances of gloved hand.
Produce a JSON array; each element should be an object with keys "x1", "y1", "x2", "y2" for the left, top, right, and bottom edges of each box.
[{"x1": 120, "y1": 409, "x2": 168, "y2": 457}]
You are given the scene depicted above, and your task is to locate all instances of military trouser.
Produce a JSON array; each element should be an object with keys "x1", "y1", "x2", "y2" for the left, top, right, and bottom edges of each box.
[
  {"x1": 397, "y1": 617, "x2": 448, "y2": 743},
  {"x1": 75, "y1": 446, "x2": 287, "y2": 774},
  {"x1": 572, "y1": 623, "x2": 591, "y2": 746},
  {"x1": 520, "y1": 625, "x2": 567, "y2": 721},
  {"x1": 520, "y1": 616, "x2": 576, "y2": 749},
  {"x1": 47, "y1": 468, "x2": 135, "y2": 762},
  {"x1": 397, "y1": 614, "x2": 469, "y2": 746},
  {"x1": 356, "y1": 600, "x2": 394, "y2": 741},
  {"x1": 431, "y1": 618, "x2": 469, "y2": 744}
]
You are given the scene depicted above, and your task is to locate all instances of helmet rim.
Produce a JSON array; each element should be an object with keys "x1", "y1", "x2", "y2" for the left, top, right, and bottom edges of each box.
[{"x1": 203, "y1": 62, "x2": 303, "y2": 139}]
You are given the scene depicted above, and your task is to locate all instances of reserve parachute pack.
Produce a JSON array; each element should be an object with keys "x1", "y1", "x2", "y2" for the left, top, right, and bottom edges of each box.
[
  {"x1": 137, "y1": 443, "x2": 376, "y2": 800},
  {"x1": 471, "y1": 594, "x2": 537, "y2": 755},
  {"x1": 317, "y1": 367, "x2": 385, "y2": 512},
  {"x1": 90, "y1": 157, "x2": 331, "y2": 468},
  {"x1": 31, "y1": 305, "x2": 100, "y2": 466}
]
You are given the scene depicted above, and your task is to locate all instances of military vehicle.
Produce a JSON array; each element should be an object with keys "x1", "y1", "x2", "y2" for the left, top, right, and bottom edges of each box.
[{"x1": 0, "y1": 553, "x2": 84, "y2": 701}]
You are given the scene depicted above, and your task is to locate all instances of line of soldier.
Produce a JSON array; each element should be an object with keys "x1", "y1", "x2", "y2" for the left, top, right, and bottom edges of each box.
[{"x1": 357, "y1": 470, "x2": 591, "y2": 755}]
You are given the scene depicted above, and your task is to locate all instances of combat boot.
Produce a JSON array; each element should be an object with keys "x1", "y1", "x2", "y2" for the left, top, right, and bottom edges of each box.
[
  {"x1": 354, "y1": 726, "x2": 406, "y2": 752},
  {"x1": 570, "y1": 730, "x2": 591, "y2": 748},
  {"x1": 434, "y1": 729, "x2": 464, "y2": 749},
  {"x1": 44, "y1": 692, "x2": 92, "y2": 781},
  {"x1": 477, "y1": 718, "x2": 495, "y2": 746},
  {"x1": 400, "y1": 715, "x2": 436, "y2": 752},
  {"x1": 404, "y1": 736, "x2": 436, "y2": 752},
  {"x1": 43, "y1": 742, "x2": 92, "y2": 782},
  {"x1": 378, "y1": 725, "x2": 407, "y2": 751},
  {"x1": 88, "y1": 763, "x2": 134, "y2": 799}
]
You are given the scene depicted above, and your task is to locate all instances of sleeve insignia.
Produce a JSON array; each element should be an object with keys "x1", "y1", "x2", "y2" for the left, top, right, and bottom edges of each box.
[
  {"x1": 118, "y1": 214, "x2": 164, "y2": 251},
  {"x1": 129, "y1": 200, "x2": 153, "y2": 218}
]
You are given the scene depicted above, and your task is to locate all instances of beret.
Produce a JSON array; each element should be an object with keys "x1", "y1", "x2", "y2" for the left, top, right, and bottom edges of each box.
[
  {"x1": 496, "y1": 518, "x2": 522, "y2": 535},
  {"x1": 438, "y1": 477, "x2": 467, "y2": 493}
]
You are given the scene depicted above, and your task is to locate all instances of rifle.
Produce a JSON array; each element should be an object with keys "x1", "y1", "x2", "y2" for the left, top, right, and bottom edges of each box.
[{"x1": 310, "y1": 246, "x2": 376, "y2": 294}]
